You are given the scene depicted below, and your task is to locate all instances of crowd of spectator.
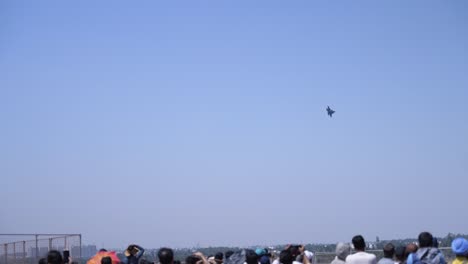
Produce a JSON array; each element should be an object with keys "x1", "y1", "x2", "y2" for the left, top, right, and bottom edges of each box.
[{"x1": 40, "y1": 232, "x2": 468, "y2": 264}]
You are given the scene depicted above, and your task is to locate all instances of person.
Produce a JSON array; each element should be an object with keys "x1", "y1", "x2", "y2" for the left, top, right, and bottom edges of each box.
[
  {"x1": 208, "y1": 255, "x2": 215, "y2": 264},
  {"x1": 288, "y1": 246, "x2": 301, "y2": 262},
  {"x1": 215, "y1": 253, "x2": 224, "y2": 264},
  {"x1": 279, "y1": 246, "x2": 310, "y2": 264},
  {"x1": 158, "y1": 248, "x2": 174, "y2": 264},
  {"x1": 246, "y1": 250, "x2": 260, "y2": 264},
  {"x1": 405, "y1": 244, "x2": 418, "y2": 261},
  {"x1": 395, "y1": 246, "x2": 406, "y2": 264},
  {"x1": 303, "y1": 251, "x2": 314, "y2": 264},
  {"x1": 186, "y1": 256, "x2": 202, "y2": 264},
  {"x1": 377, "y1": 243, "x2": 395, "y2": 264},
  {"x1": 345, "y1": 235, "x2": 377, "y2": 264},
  {"x1": 39, "y1": 258, "x2": 48, "y2": 264},
  {"x1": 260, "y1": 255, "x2": 271, "y2": 264},
  {"x1": 451, "y1": 238, "x2": 468, "y2": 264},
  {"x1": 48, "y1": 250, "x2": 64, "y2": 264},
  {"x1": 124, "y1": 245, "x2": 144, "y2": 264},
  {"x1": 101, "y1": 257, "x2": 112, "y2": 264},
  {"x1": 225, "y1": 251, "x2": 235, "y2": 261},
  {"x1": 279, "y1": 250, "x2": 294, "y2": 264},
  {"x1": 330, "y1": 242, "x2": 350, "y2": 264},
  {"x1": 256, "y1": 249, "x2": 266, "y2": 257},
  {"x1": 407, "y1": 232, "x2": 445, "y2": 264}
]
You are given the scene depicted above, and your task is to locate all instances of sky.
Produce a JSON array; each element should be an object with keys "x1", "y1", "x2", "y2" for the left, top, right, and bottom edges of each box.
[{"x1": 1, "y1": 0, "x2": 467, "y2": 250}]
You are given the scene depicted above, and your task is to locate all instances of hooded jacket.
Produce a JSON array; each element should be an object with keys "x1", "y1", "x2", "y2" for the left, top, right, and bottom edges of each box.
[{"x1": 407, "y1": 247, "x2": 445, "y2": 264}]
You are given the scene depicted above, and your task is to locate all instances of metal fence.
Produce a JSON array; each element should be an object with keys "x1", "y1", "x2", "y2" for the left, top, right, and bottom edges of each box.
[{"x1": 0, "y1": 234, "x2": 82, "y2": 264}]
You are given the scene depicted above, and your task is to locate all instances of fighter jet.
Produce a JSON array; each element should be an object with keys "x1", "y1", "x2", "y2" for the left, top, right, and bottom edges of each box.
[{"x1": 326, "y1": 106, "x2": 335, "y2": 117}]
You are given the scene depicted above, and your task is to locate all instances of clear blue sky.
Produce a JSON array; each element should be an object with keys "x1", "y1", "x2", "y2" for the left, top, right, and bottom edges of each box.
[{"x1": 1, "y1": 0, "x2": 467, "y2": 249}]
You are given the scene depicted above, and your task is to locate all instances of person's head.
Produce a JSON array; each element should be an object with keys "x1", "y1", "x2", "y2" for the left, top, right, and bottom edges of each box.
[
  {"x1": 99, "y1": 249, "x2": 107, "y2": 253},
  {"x1": 255, "y1": 249, "x2": 266, "y2": 257},
  {"x1": 452, "y1": 238, "x2": 468, "y2": 257},
  {"x1": 279, "y1": 250, "x2": 293, "y2": 264},
  {"x1": 185, "y1": 256, "x2": 201, "y2": 264},
  {"x1": 125, "y1": 245, "x2": 139, "y2": 257},
  {"x1": 335, "y1": 243, "x2": 351, "y2": 261},
  {"x1": 260, "y1": 255, "x2": 270, "y2": 264},
  {"x1": 418, "y1": 232, "x2": 434, "y2": 248},
  {"x1": 352, "y1": 235, "x2": 366, "y2": 251},
  {"x1": 101, "y1": 257, "x2": 112, "y2": 264},
  {"x1": 158, "y1": 248, "x2": 174, "y2": 264},
  {"x1": 225, "y1": 251, "x2": 234, "y2": 260},
  {"x1": 405, "y1": 244, "x2": 418, "y2": 259},
  {"x1": 47, "y1": 250, "x2": 63, "y2": 264},
  {"x1": 287, "y1": 246, "x2": 301, "y2": 258},
  {"x1": 246, "y1": 250, "x2": 259, "y2": 264},
  {"x1": 39, "y1": 258, "x2": 47, "y2": 264},
  {"x1": 395, "y1": 246, "x2": 406, "y2": 262},
  {"x1": 215, "y1": 252, "x2": 223, "y2": 264},
  {"x1": 383, "y1": 243, "x2": 395, "y2": 259}
]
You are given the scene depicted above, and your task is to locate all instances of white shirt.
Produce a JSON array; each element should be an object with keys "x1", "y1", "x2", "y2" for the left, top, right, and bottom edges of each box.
[{"x1": 345, "y1": 252, "x2": 377, "y2": 264}]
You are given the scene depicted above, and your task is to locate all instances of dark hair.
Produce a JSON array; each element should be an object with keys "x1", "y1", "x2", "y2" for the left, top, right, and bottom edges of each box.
[
  {"x1": 395, "y1": 246, "x2": 406, "y2": 262},
  {"x1": 99, "y1": 249, "x2": 107, "y2": 252},
  {"x1": 185, "y1": 256, "x2": 201, "y2": 264},
  {"x1": 245, "y1": 250, "x2": 258, "y2": 264},
  {"x1": 225, "y1": 251, "x2": 234, "y2": 260},
  {"x1": 173, "y1": 261, "x2": 181, "y2": 264},
  {"x1": 101, "y1": 257, "x2": 112, "y2": 264},
  {"x1": 352, "y1": 235, "x2": 366, "y2": 251},
  {"x1": 260, "y1": 255, "x2": 271, "y2": 264},
  {"x1": 47, "y1": 250, "x2": 63, "y2": 264},
  {"x1": 288, "y1": 246, "x2": 301, "y2": 258},
  {"x1": 383, "y1": 243, "x2": 395, "y2": 259},
  {"x1": 279, "y1": 250, "x2": 293, "y2": 264},
  {"x1": 39, "y1": 258, "x2": 47, "y2": 264},
  {"x1": 158, "y1": 248, "x2": 174, "y2": 264},
  {"x1": 418, "y1": 232, "x2": 433, "y2": 248},
  {"x1": 215, "y1": 252, "x2": 223, "y2": 261}
]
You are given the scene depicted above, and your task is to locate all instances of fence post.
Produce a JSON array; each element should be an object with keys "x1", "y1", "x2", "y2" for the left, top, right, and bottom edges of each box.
[
  {"x1": 22, "y1": 241, "x2": 26, "y2": 264},
  {"x1": 35, "y1": 235, "x2": 38, "y2": 261},
  {"x1": 79, "y1": 235, "x2": 82, "y2": 262},
  {"x1": 13, "y1": 243, "x2": 16, "y2": 261},
  {"x1": 4, "y1": 244, "x2": 7, "y2": 264}
]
